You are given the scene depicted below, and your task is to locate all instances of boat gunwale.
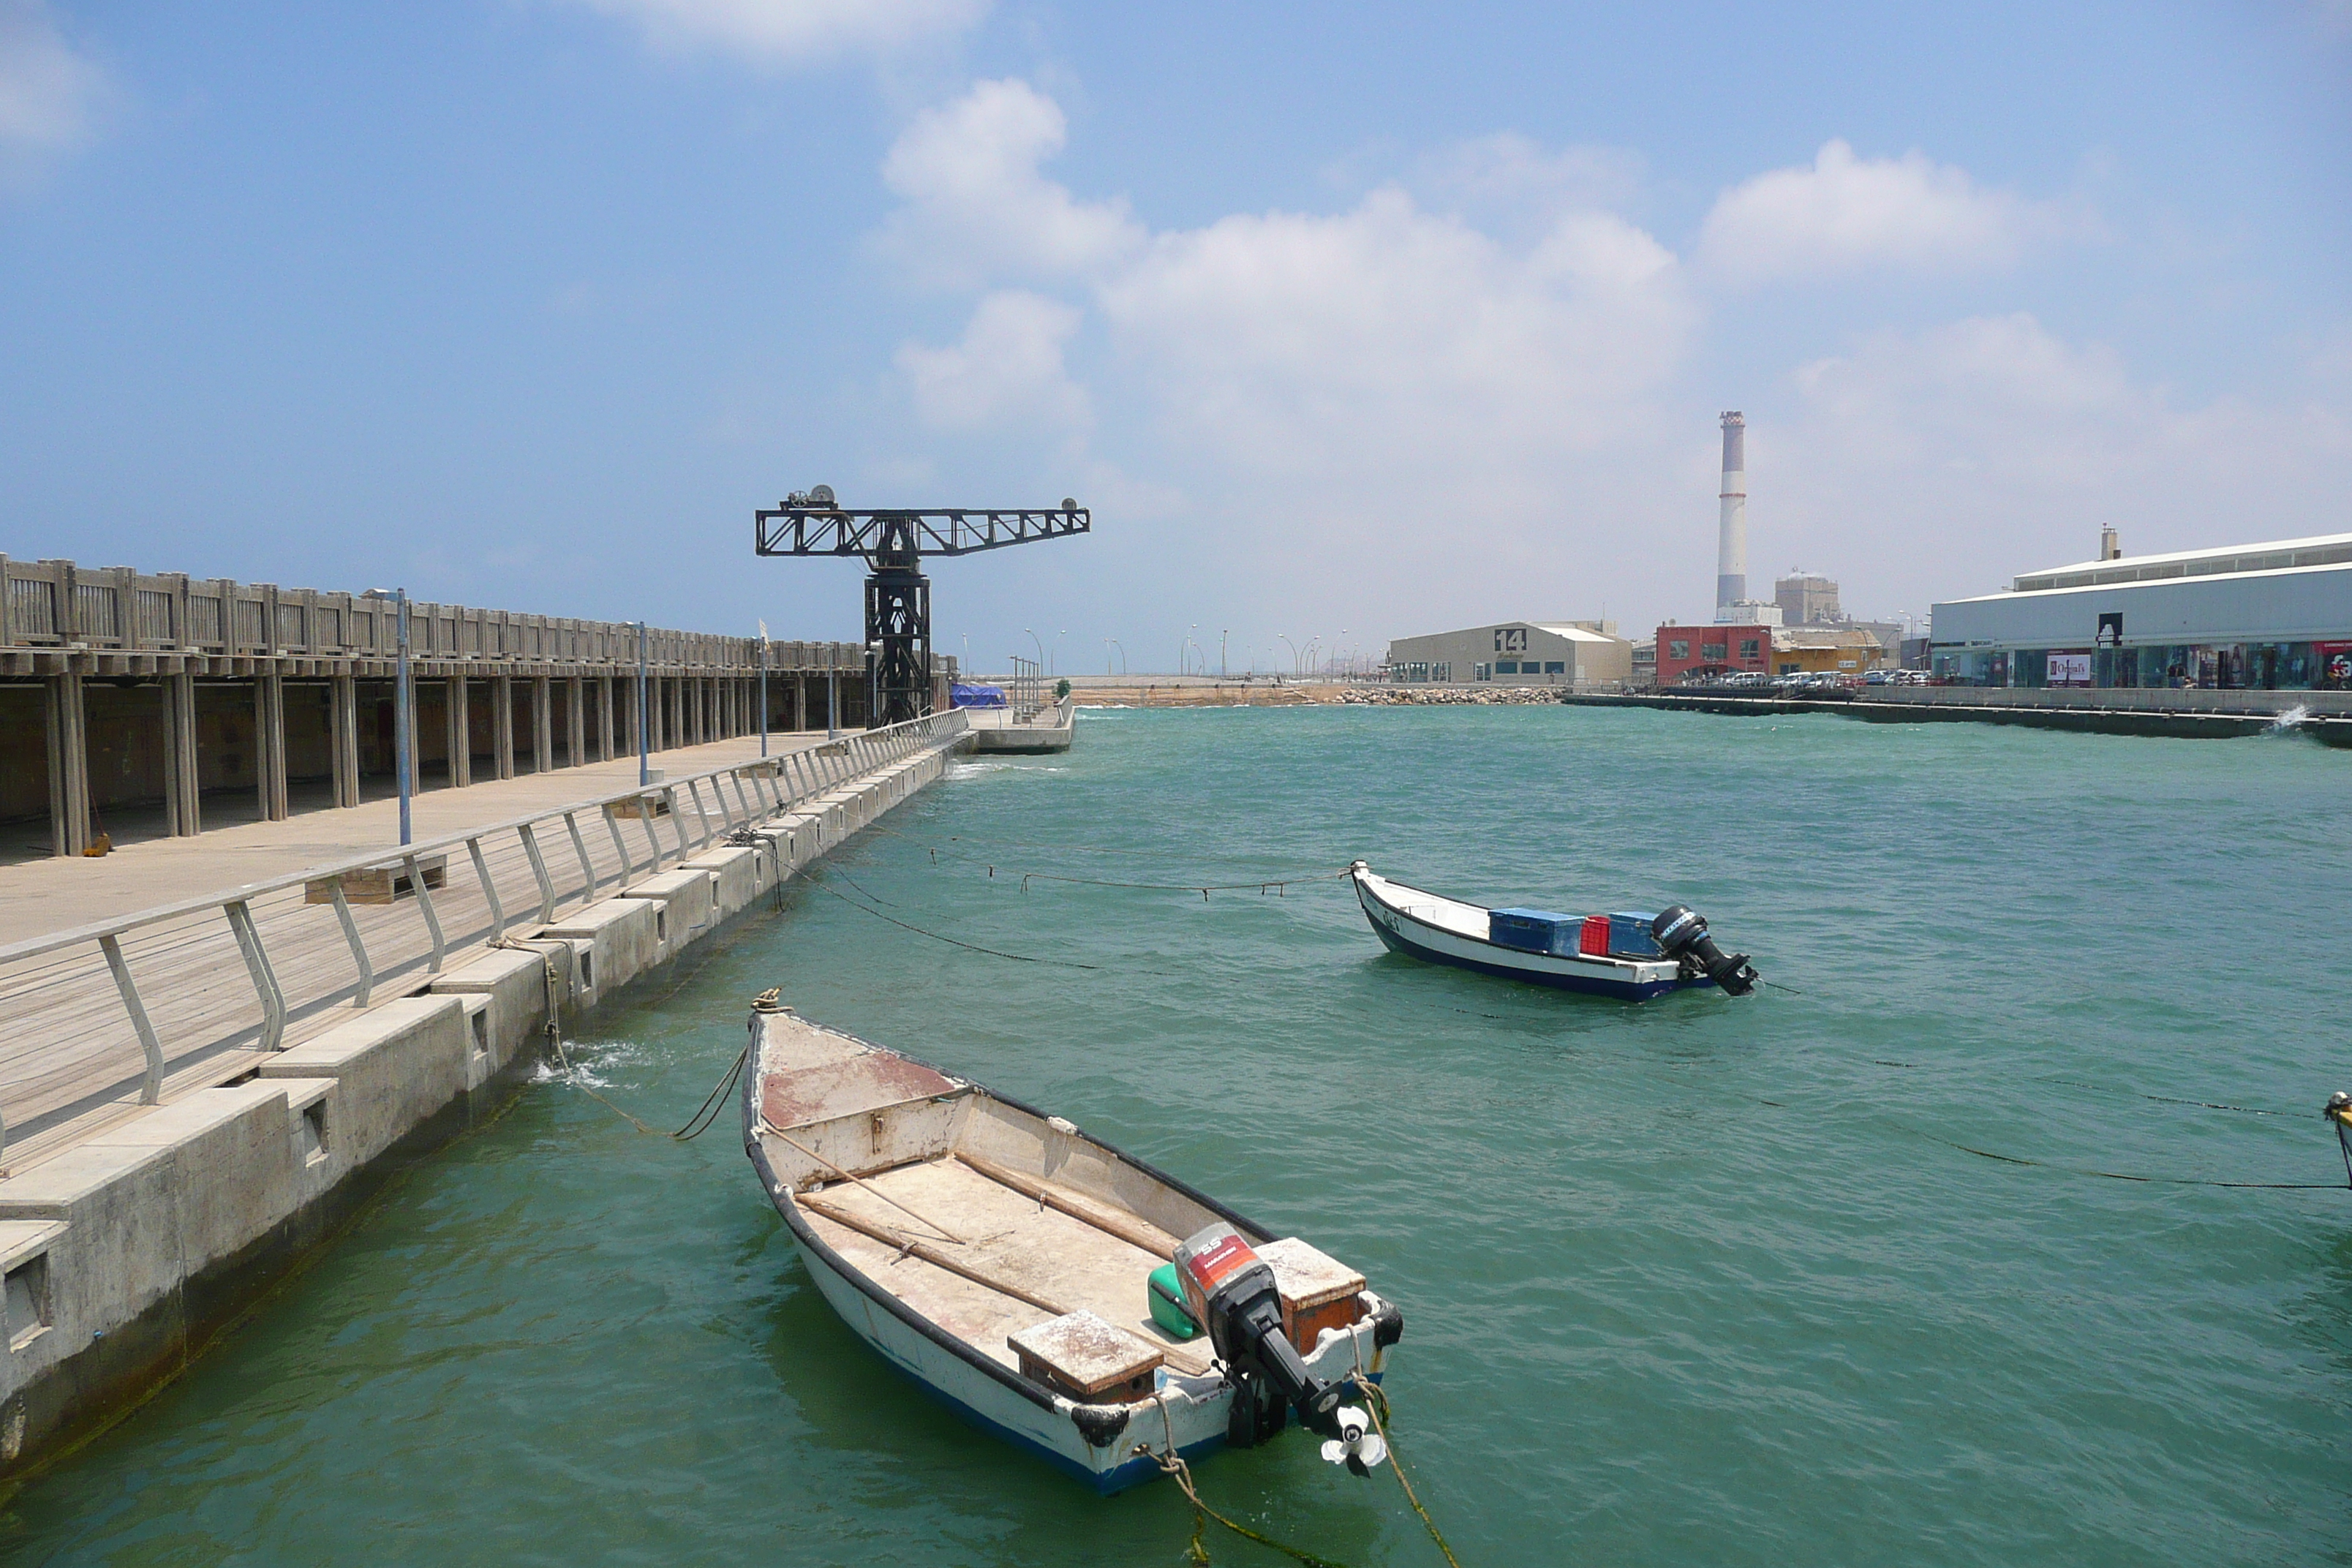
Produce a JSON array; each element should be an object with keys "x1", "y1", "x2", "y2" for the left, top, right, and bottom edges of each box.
[
  {"x1": 1352, "y1": 864, "x2": 1664, "y2": 976},
  {"x1": 739, "y1": 1011, "x2": 1273, "y2": 1426}
]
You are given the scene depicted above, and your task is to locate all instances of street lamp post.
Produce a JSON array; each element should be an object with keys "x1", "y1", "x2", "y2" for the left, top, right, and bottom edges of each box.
[
  {"x1": 1220, "y1": 630, "x2": 1227, "y2": 679},
  {"x1": 635, "y1": 622, "x2": 651, "y2": 788},
  {"x1": 1024, "y1": 627, "x2": 1044, "y2": 669},
  {"x1": 365, "y1": 589, "x2": 413, "y2": 845},
  {"x1": 1279, "y1": 635, "x2": 1299, "y2": 676}
]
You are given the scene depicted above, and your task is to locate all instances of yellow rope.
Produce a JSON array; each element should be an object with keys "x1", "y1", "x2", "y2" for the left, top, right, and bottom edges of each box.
[{"x1": 1349, "y1": 1375, "x2": 1464, "y2": 1568}]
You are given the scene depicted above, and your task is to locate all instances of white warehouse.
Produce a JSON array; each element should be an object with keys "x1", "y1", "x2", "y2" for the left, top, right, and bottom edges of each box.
[
  {"x1": 1930, "y1": 531, "x2": 2352, "y2": 690},
  {"x1": 1384, "y1": 621, "x2": 1633, "y2": 687}
]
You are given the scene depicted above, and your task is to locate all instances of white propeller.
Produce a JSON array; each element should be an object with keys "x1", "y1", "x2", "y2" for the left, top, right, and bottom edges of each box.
[{"x1": 1319, "y1": 1406, "x2": 1388, "y2": 1475}]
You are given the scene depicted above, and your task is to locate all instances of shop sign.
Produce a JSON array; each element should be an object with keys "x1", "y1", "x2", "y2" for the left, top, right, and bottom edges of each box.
[
  {"x1": 2095, "y1": 613, "x2": 2123, "y2": 647},
  {"x1": 2318, "y1": 641, "x2": 2352, "y2": 686},
  {"x1": 2048, "y1": 652, "x2": 2092, "y2": 685}
]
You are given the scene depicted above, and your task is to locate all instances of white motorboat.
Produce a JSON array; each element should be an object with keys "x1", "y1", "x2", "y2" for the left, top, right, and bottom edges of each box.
[
  {"x1": 1350, "y1": 862, "x2": 1758, "y2": 1001},
  {"x1": 740, "y1": 998, "x2": 1403, "y2": 1493}
]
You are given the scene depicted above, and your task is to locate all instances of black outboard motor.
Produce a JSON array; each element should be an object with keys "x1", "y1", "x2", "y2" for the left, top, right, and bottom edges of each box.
[
  {"x1": 1651, "y1": 905, "x2": 1759, "y2": 996},
  {"x1": 1174, "y1": 1223, "x2": 1356, "y2": 1450}
]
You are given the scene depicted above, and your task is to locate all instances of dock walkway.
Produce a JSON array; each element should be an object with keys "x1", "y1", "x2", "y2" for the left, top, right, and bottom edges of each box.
[{"x1": 0, "y1": 731, "x2": 843, "y2": 1175}]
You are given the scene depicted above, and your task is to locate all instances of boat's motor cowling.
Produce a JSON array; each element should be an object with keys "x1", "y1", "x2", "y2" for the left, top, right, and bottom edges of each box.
[
  {"x1": 1174, "y1": 1223, "x2": 1360, "y2": 1451},
  {"x1": 1651, "y1": 905, "x2": 1759, "y2": 996}
]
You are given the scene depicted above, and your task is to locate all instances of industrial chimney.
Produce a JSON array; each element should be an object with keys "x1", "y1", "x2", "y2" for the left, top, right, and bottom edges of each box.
[{"x1": 1716, "y1": 412, "x2": 1746, "y2": 612}]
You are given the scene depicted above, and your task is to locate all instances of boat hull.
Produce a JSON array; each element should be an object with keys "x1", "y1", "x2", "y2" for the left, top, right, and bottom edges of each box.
[
  {"x1": 742, "y1": 1011, "x2": 1397, "y2": 1495},
  {"x1": 1353, "y1": 867, "x2": 1703, "y2": 1002}
]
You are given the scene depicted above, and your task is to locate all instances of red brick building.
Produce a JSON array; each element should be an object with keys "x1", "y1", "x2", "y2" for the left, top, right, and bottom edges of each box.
[{"x1": 1655, "y1": 623, "x2": 1772, "y2": 685}]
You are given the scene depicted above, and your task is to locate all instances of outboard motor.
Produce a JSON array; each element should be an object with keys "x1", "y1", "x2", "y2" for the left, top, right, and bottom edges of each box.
[
  {"x1": 1651, "y1": 905, "x2": 1759, "y2": 996},
  {"x1": 1174, "y1": 1223, "x2": 1374, "y2": 1463}
]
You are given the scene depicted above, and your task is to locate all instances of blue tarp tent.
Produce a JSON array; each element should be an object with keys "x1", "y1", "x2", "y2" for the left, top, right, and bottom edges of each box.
[{"x1": 950, "y1": 684, "x2": 1008, "y2": 709}]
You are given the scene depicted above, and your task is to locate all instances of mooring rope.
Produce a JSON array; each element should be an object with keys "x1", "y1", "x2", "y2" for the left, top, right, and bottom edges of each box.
[
  {"x1": 862, "y1": 825, "x2": 1352, "y2": 898},
  {"x1": 1137, "y1": 1403, "x2": 1359, "y2": 1568},
  {"x1": 801, "y1": 872, "x2": 1111, "y2": 970},
  {"x1": 1348, "y1": 1374, "x2": 1466, "y2": 1568},
  {"x1": 1900, "y1": 1123, "x2": 2348, "y2": 1191}
]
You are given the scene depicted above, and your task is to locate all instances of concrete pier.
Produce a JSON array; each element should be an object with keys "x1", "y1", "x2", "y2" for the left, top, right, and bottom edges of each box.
[
  {"x1": 1559, "y1": 686, "x2": 2352, "y2": 743},
  {"x1": 0, "y1": 705, "x2": 975, "y2": 1472},
  {"x1": 0, "y1": 554, "x2": 951, "y2": 862}
]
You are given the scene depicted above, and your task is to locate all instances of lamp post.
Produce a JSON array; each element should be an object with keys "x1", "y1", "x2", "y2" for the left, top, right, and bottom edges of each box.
[
  {"x1": 364, "y1": 589, "x2": 412, "y2": 845},
  {"x1": 1054, "y1": 628, "x2": 1066, "y2": 676},
  {"x1": 1219, "y1": 629, "x2": 1227, "y2": 679},
  {"x1": 1024, "y1": 627, "x2": 1044, "y2": 669},
  {"x1": 1278, "y1": 635, "x2": 1299, "y2": 676},
  {"x1": 635, "y1": 621, "x2": 650, "y2": 787}
]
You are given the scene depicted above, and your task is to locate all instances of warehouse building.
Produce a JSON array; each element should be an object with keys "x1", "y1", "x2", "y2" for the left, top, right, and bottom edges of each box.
[
  {"x1": 1929, "y1": 531, "x2": 2352, "y2": 689},
  {"x1": 1384, "y1": 621, "x2": 1633, "y2": 687}
]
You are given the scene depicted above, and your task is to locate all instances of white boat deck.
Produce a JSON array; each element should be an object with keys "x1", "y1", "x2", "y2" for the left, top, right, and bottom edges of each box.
[{"x1": 1355, "y1": 869, "x2": 1490, "y2": 939}]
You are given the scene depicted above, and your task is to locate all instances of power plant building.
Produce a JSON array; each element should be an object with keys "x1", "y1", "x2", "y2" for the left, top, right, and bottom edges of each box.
[
  {"x1": 1384, "y1": 621, "x2": 1633, "y2": 687},
  {"x1": 1930, "y1": 531, "x2": 2352, "y2": 689}
]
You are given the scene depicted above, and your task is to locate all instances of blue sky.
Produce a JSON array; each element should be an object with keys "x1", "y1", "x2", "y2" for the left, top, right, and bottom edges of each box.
[{"x1": 3, "y1": 1, "x2": 2346, "y2": 672}]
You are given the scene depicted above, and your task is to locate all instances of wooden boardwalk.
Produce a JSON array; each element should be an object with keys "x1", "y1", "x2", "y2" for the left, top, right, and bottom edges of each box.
[{"x1": 0, "y1": 733, "x2": 842, "y2": 1173}]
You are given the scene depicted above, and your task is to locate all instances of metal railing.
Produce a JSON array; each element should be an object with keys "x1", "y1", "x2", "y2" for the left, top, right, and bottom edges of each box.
[{"x1": 0, "y1": 709, "x2": 971, "y2": 1164}]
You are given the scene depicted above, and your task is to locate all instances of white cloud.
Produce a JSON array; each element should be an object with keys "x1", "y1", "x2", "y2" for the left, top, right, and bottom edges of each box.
[
  {"x1": 878, "y1": 78, "x2": 1143, "y2": 288},
  {"x1": 876, "y1": 81, "x2": 1705, "y2": 632},
  {"x1": 1100, "y1": 189, "x2": 1691, "y2": 484},
  {"x1": 1777, "y1": 314, "x2": 2351, "y2": 611},
  {"x1": 565, "y1": 0, "x2": 984, "y2": 64},
  {"x1": 897, "y1": 290, "x2": 1089, "y2": 430},
  {"x1": 1697, "y1": 140, "x2": 2072, "y2": 287},
  {"x1": 0, "y1": 0, "x2": 102, "y2": 167}
]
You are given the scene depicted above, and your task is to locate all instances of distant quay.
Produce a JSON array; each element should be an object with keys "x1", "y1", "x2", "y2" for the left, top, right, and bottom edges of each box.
[{"x1": 1564, "y1": 685, "x2": 2352, "y2": 745}]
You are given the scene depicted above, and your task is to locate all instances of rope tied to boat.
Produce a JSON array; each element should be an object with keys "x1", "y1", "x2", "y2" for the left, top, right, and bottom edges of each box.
[
  {"x1": 1346, "y1": 1373, "x2": 1464, "y2": 1568},
  {"x1": 1137, "y1": 1403, "x2": 1355, "y2": 1568}
]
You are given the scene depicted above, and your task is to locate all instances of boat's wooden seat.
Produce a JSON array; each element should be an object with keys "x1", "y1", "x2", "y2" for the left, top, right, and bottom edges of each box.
[
  {"x1": 799, "y1": 1155, "x2": 1218, "y2": 1376},
  {"x1": 761, "y1": 1052, "x2": 962, "y2": 1133}
]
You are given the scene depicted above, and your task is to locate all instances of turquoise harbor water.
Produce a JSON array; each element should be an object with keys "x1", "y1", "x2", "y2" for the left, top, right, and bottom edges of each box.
[{"x1": 4, "y1": 706, "x2": 2350, "y2": 1566}]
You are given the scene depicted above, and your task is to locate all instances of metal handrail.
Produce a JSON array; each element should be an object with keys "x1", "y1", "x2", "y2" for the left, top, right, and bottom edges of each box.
[
  {"x1": 0, "y1": 708, "x2": 970, "y2": 1159},
  {"x1": 0, "y1": 709, "x2": 968, "y2": 968}
]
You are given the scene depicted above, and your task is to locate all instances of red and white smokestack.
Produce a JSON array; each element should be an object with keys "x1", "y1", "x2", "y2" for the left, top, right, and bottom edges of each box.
[{"x1": 1716, "y1": 411, "x2": 1746, "y2": 611}]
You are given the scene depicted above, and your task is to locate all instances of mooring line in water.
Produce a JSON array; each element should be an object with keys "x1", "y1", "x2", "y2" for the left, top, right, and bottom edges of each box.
[
  {"x1": 862, "y1": 825, "x2": 1353, "y2": 897},
  {"x1": 1869, "y1": 1058, "x2": 2303, "y2": 1120},
  {"x1": 1139, "y1": 1403, "x2": 1359, "y2": 1568},
  {"x1": 1909, "y1": 1126, "x2": 2347, "y2": 1191},
  {"x1": 1349, "y1": 1374, "x2": 1466, "y2": 1568},
  {"x1": 802, "y1": 872, "x2": 1109, "y2": 969}
]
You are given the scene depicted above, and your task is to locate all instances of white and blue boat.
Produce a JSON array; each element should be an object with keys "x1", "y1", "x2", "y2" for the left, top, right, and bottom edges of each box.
[
  {"x1": 1349, "y1": 862, "x2": 1758, "y2": 1001},
  {"x1": 742, "y1": 999, "x2": 1403, "y2": 1493}
]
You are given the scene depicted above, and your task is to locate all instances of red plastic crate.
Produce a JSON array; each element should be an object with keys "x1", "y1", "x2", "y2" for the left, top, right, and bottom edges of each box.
[{"x1": 1578, "y1": 914, "x2": 1611, "y2": 956}]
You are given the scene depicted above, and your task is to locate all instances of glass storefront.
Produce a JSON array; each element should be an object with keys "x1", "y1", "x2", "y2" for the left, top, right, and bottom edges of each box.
[{"x1": 1934, "y1": 641, "x2": 2349, "y2": 690}]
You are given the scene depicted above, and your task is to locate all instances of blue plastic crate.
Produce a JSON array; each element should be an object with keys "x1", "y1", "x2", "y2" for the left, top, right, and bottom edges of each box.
[
  {"x1": 1488, "y1": 908, "x2": 1573, "y2": 953},
  {"x1": 1609, "y1": 912, "x2": 1663, "y2": 959}
]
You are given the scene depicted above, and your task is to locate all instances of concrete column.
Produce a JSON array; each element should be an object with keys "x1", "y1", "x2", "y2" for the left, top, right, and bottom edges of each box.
[
  {"x1": 598, "y1": 675, "x2": 615, "y2": 763},
  {"x1": 446, "y1": 676, "x2": 472, "y2": 789},
  {"x1": 566, "y1": 678, "x2": 585, "y2": 768},
  {"x1": 655, "y1": 676, "x2": 670, "y2": 753},
  {"x1": 45, "y1": 672, "x2": 91, "y2": 856},
  {"x1": 255, "y1": 671, "x2": 289, "y2": 822},
  {"x1": 164, "y1": 671, "x2": 200, "y2": 837},
  {"x1": 794, "y1": 675, "x2": 806, "y2": 733},
  {"x1": 532, "y1": 676, "x2": 553, "y2": 773},
  {"x1": 330, "y1": 673, "x2": 361, "y2": 809},
  {"x1": 493, "y1": 676, "x2": 515, "y2": 780}
]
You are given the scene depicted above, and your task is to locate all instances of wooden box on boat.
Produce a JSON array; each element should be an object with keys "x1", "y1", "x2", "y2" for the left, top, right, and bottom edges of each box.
[
  {"x1": 1010, "y1": 1311, "x2": 1164, "y2": 1404},
  {"x1": 1260, "y1": 1237, "x2": 1368, "y2": 1354}
]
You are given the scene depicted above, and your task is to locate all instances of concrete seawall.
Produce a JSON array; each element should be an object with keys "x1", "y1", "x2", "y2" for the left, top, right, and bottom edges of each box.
[
  {"x1": 1561, "y1": 687, "x2": 2352, "y2": 744},
  {"x1": 0, "y1": 727, "x2": 965, "y2": 1474}
]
